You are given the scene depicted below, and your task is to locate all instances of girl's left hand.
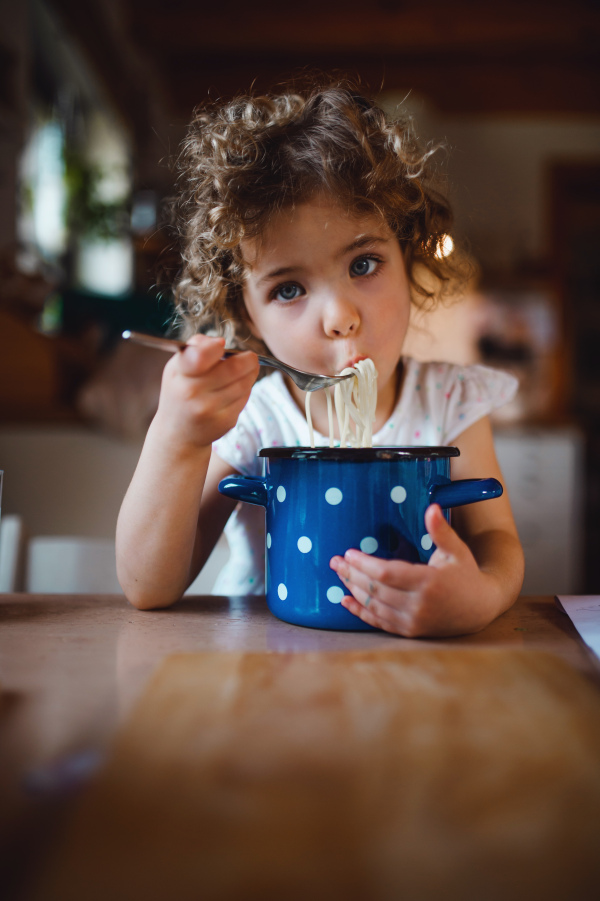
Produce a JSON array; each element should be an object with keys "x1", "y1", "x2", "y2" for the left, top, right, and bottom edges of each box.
[{"x1": 329, "y1": 504, "x2": 501, "y2": 638}]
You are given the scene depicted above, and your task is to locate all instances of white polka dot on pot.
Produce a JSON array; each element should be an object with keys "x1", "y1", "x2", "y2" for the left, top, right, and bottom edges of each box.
[
  {"x1": 421, "y1": 534, "x2": 433, "y2": 551},
  {"x1": 360, "y1": 537, "x2": 378, "y2": 554},
  {"x1": 297, "y1": 536, "x2": 312, "y2": 553},
  {"x1": 266, "y1": 532, "x2": 272, "y2": 548},
  {"x1": 325, "y1": 487, "x2": 343, "y2": 505},
  {"x1": 276, "y1": 486, "x2": 286, "y2": 502},
  {"x1": 278, "y1": 583, "x2": 288, "y2": 600},
  {"x1": 390, "y1": 485, "x2": 407, "y2": 504},
  {"x1": 327, "y1": 586, "x2": 345, "y2": 604}
]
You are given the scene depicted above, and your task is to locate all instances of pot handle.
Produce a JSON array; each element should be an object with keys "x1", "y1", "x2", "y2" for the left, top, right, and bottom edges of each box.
[
  {"x1": 429, "y1": 478, "x2": 502, "y2": 509},
  {"x1": 218, "y1": 475, "x2": 269, "y2": 507}
]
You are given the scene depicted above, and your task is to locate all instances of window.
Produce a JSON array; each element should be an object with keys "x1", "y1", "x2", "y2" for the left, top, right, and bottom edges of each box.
[{"x1": 18, "y1": 1, "x2": 133, "y2": 302}]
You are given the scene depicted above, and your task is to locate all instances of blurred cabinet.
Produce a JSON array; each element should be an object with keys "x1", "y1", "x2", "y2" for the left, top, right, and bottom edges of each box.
[
  {"x1": 551, "y1": 162, "x2": 600, "y2": 591},
  {"x1": 494, "y1": 426, "x2": 584, "y2": 595}
]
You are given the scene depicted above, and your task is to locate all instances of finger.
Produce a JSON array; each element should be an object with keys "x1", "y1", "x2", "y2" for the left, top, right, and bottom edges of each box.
[
  {"x1": 214, "y1": 375, "x2": 263, "y2": 418},
  {"x1": 209, "y1": 351, "x2": 260, "y2": 391},
  {"x1": 182, "y1": 357, "x2": 260, "y2": 417},
  {"x1": 340, "y1": 593, "x2": 413, "y2": 636},
  {"x1": 192, "y1": 354, "x2": 259, "y2": 402},
  {"x1": 343, "y1": 578, "x2": 399, "y2": 624},
  {"x1": 329, "y1": 558, "x2": 424, "y2": 630},
  {"x1": 177, "y1": 335, "x2": 226, "y2": 376},
  {"x1": 341, "y1": 594, "x2": 386, "y2": 629},
  {"x1": 423, "y1": 504, "x2": 464, "y2": 559},
  {"x1": 338, "y1": 549, "x2": 428, "y2": 592},
  {"x1": 331, "y1": 555, "x2": 419, "y2": 602},
  {"x1": 180, "y1": 344, "x2": 259, "y2": 390}
]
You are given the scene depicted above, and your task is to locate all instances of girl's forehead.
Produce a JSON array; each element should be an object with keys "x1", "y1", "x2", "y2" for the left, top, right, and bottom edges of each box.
[
  {"x1": 241, "y1": 197, "x2": 391, "y2": 269},
  {"x1": 273, "y1": 195, "x2": 385, "y2": 230}
]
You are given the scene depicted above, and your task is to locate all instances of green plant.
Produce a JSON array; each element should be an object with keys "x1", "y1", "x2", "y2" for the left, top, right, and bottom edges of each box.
[{"x1": 63, "y1": 150, "x2": 130, "y2": 241}]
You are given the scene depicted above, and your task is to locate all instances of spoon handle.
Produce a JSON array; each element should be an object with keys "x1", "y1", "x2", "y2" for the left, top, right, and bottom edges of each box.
[
  {"x1": 121, "y1": 330, "x2": 260, "y2": 360},
  {"x1": 121, "y1": 331, "x2": 186, "y2": 353}
]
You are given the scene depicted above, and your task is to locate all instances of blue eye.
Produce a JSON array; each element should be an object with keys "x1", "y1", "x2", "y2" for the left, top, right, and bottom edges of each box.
[
  {"x1": 350, "y1": 256, "x2": 378, "y2": 277},
  {"x1": 274, "y1": 283, "x2": 303, "y2": 302}
]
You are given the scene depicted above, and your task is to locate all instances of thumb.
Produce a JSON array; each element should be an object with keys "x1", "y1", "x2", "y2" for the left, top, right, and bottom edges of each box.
[
  {"x1": 178, "y1": 335, "x2": 225, "y2": 376},
  {"x1": 424, "y1": 504, "x2": 464, "y2": 559}
]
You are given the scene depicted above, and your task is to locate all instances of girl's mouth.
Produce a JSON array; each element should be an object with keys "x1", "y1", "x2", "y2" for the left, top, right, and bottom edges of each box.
[{"x1": 341, "y1": 354, "x2": 368, "y2": 372}]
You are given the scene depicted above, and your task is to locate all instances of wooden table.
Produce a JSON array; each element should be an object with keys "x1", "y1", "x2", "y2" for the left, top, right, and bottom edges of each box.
[{"x1": 0, "y1": 594, "x2": 598, "y2": 900}]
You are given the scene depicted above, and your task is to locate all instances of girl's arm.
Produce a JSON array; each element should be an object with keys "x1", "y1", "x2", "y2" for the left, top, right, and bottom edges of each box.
[
  {"x1": 116, "y1": 335, "x2": 259, "y2": 610},
  {"x1": 444, "y1": 414, "x2": 524, "y2": 610},
  {"x1": 330, "y1": 416, "x2": 525, "y2": 637}
]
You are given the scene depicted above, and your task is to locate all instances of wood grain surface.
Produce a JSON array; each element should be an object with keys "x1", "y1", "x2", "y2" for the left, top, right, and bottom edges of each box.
[{"x1": 33, "y1": 647, "x2": 600, "y2": 901}]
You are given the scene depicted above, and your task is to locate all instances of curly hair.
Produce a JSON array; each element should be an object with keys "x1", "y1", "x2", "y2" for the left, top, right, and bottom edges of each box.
[{"x1": 171, "y1": 79, "x2": 468, "y2": 347}]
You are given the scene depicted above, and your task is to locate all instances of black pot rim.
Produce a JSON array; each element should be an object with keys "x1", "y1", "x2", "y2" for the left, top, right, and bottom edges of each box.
[{"x1": 258, "y1": 446, "x2": 460, "y2": 461}]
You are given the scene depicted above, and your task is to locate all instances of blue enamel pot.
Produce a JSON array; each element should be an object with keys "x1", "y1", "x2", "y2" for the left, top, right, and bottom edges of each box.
[{"x1": 219, "y1": 446, "x2": 502, "y2": 631}]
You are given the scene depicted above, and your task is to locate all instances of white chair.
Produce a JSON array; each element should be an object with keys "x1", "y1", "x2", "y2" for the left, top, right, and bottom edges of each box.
[
  {"x1": 26, "y1": 536, "x2": 122, "y2": 593},
  {"x1": 0, "y1": 514, "x2": 27, "y2": 592},
  {"x1": 25, "y1": 534, "x2": 230, "y2": 594}
]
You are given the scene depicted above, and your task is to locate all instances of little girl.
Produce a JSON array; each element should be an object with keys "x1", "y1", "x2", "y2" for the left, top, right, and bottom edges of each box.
[{"x1": 117, "y1": 81, "x2": 524, "y2": 636}]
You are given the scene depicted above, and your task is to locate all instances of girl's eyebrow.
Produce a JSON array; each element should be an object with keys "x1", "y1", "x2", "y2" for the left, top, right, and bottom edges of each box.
[
  {"x1": 256, "y1": 265, "x2": 300, "y2": 287},
  {"x1": 340, "y1": 234, "x2": 390, "y2": 256},
  {"x1": 255, "y1": 234, "x2": 389, "y2": 287}
]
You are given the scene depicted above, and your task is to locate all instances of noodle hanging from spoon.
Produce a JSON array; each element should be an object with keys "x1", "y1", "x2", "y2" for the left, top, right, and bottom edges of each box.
[{"x1": 305, "y1": 359, "x2": 378, "y2": 448}]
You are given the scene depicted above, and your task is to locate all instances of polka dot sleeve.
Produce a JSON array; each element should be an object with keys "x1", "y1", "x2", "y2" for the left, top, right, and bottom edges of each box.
[{"x1": 439, "y1": 363, "x2": 519, "y2": 444}]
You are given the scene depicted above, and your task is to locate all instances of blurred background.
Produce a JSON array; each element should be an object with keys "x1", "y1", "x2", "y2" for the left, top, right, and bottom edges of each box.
[{"x1": 0, "y1": 0, "x2": 599, "y2": 594}]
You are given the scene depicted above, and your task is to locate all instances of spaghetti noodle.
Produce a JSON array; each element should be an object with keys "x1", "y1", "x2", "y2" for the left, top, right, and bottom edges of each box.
[{"x1": 305, "y1": 358, "x2": 378, "y2": 448}]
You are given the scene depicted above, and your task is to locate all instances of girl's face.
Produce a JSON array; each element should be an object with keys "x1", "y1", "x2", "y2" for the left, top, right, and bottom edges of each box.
[{"x1": 241, "y1": 194, "x2": 412, "y2": 424}]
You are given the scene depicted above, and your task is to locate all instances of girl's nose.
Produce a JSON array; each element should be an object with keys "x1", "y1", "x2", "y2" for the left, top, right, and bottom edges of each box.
[{"x1": 322, "y1": 294, "x2": 360, "y2": 338}]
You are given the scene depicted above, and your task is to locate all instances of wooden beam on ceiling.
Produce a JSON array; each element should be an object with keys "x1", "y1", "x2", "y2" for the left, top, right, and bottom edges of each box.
[
  {"x1": 45, "y1": 0, "x2": 600, "y2": 124},
  {"x1": 154, "y1": 49, "x2": 600, "y2": 117},
  {"x1": 121, "y1": 0, "x2": 600, "y2": 116},
  {"x1": 127, "y1": 2, "x2": 600, "y2": 55}
]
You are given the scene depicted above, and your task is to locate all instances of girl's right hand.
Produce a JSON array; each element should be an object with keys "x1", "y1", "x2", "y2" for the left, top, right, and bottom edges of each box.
[{"x1": 154, "y1": 335, "x2": 260, "y2": 450}]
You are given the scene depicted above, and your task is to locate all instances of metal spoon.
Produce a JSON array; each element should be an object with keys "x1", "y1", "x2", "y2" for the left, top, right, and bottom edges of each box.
[{"x1": 122, "y1": 330, "x2": 354, "y2": 392}]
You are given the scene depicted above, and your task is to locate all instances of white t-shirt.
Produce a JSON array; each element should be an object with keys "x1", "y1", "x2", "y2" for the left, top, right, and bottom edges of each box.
[{"x1": 212, "y1": 357, "x2": 518, "y2": 595}]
